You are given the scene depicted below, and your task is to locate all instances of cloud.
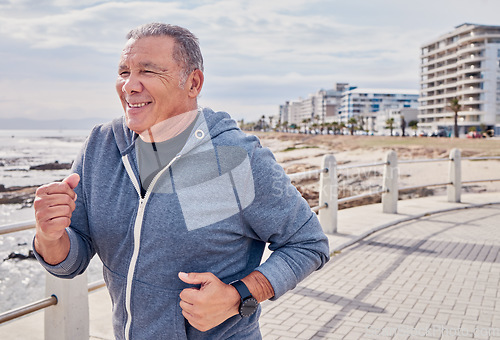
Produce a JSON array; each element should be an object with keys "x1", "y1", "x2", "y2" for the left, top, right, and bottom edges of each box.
[
  {"x1": 0, "y1": 1, "x2": 421, "y2": 60},
  {"x1": 0, "y1": 77, "x2": 119, "y2": 120},
  {"x1": 1, "y1": 0, "x2": 500, "y2": 122}
]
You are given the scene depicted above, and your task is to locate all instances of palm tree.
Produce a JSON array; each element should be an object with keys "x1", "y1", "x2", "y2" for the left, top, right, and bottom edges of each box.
[
  {"x1": 303, "y1": 118, "x2": 312, "y2": 133},
  {"x1": 385, "y1": 118, "x2": 395, "y2": 136},
  {"x1": 339, "y1": 122, "x2": 346, "y2": 135},
  {"x1": 348, "y1": 117, "x2": 357, "y2": 135},
  {"x1": 357, "y1": 115, "x2": 365, "y2": 131},
  {"x1": 332, "y1": 122, "x2": 339, "y2": 135},
  {"x1": 260, "y1": 115, "x2": 266, "y2": 131},
  {"x1": 301, "y1": 119, "x2": 308, "y2": 133},
  {"x1": 409, "y1": 120, "x2": 418, "y2": 136},
  {"x1": 320, "y1": 122, "x2": 327, "y2": 135},
  {"x1": 448, "y1": 97, "x2": 461, "y2": 138},
  {"x1": 400, "y1": 115, "x2": 406, "y2": 137},
  {"x1": 312, "y1": 123, "x2": 318, "y2": 134},
  {"x1": 314, "y1": 115, "x2": 321, "y2": 126},
  {"x1": 268, "y1": 115, "x2": 274, "y2": 130}
]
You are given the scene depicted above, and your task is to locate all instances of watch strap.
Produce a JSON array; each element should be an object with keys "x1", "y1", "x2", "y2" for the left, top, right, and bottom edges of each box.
[{"x1": 230, "y1": 280, "x2": 252, "y2": 301}]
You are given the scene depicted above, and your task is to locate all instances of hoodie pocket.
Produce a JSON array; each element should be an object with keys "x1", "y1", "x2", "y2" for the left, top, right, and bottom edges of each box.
[{"x1": 129, "y1": 279, "x2": 187, "y2": 339}]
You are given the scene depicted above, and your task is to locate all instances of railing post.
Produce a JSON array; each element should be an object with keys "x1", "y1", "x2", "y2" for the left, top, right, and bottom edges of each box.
[
  {"x1": 45, "y1": 271, "x2": 89, "y2": 340},
  {"x1": 382, "y1": 150, "x2": 398, "y2": 214},
  {"x1": 447, "y1": 148, "x2": 461, "y2": 203},
  {"x1": 319, "y1": 154, "x2": 338, "y2": 234}
]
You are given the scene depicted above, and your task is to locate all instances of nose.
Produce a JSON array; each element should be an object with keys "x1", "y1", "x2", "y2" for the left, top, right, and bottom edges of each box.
[{"x1": 121, "y1": 73, "x2": 143, "y2": 94}]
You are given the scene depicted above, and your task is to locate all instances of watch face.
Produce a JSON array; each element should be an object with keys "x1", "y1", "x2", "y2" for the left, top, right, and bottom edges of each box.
[{"x1": 240, "y1": 297, "x2": 259, "y2": 317}]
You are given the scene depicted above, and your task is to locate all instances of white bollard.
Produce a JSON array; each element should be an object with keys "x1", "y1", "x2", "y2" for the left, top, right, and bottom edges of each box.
[
  {"x1": 382, "y1": 151, "x2": 398, "y2": 214},
  {"x1": 318, "y1": 154, "x2": 338, "y2": 234},
  {"x1": 45, "y1": 272, "x2": 89, "y2": 340},
  {"x1": 447, "y1": 148, "x2": 461, "y2": 203}
]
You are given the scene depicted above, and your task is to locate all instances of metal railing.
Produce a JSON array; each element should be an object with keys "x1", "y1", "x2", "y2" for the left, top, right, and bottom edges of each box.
[
  {"x1": 0, "y1": 220, "x2": 105, "y2": 339},
  {"x1": 0, "y1": 227, "x2": 106, "y2": 323},
  {"x1": 0, "y1": 296, "x2": 57, "y2": 324},
  {"x1": 0, "y1": 278, "x2": 107, "y2": 324},
  {"x1": 0, "y1": 148, "x2": 499, "y2": 339},
  {"x1": 0, "y1": 220, "x2": 37, "y2": 234}
]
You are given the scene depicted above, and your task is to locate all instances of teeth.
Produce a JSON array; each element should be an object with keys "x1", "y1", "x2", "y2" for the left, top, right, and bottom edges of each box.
[{"x1": 129, "y1": 102, "x2": 148, "y2": 108}]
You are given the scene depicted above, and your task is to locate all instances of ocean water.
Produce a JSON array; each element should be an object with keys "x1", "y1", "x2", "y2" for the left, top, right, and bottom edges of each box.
[
  {"x1": 0, "y1": 129, "x2": 89, "y2": 188},
  {"x1": 0, "y1": 129, "x2": 104, "y2": 313}
]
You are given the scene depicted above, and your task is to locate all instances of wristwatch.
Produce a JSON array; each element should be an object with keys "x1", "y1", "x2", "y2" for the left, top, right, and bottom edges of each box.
[{"x1": 230, "y1": 280, "x2": 259, "y2": 317}]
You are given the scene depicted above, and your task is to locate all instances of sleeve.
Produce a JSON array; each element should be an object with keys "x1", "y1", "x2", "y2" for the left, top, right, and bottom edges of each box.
[
  {"x1": 32, "y1": 135, "x2": 95, "y2": 279},
  {"x1": 242, "y1": 141, "x2": 330, "y2": 300}
]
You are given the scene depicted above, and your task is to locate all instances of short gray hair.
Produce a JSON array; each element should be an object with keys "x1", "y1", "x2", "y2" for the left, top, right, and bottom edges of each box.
[{"x1": 126, "y1": 23, "x2": 204, "y2": 83}]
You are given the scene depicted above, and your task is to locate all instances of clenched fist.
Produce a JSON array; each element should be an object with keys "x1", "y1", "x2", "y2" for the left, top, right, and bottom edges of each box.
[{"x1": 34, "y1": 173, "x2": 80, "y2": 264}]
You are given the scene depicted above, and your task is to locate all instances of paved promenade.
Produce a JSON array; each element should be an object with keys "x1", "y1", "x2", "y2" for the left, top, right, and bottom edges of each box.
[
  {"x1": 260, "y1": 193, "x2": 500, "y2": 339},
  {"x1": 1, "y1": 192, "x2": 499, "y2": 339}
]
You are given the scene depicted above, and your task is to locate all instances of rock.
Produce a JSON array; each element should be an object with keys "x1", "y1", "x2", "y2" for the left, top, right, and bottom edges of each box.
[
  {"x1": 0, "y1": 186, "x2": 37, "y2": 204},
  {"x1": 3, "y1": 250, "x2": 36, "y2": 261},
  {"x1": 30, "y1": 161, "x2": 72, "y2": 170}
]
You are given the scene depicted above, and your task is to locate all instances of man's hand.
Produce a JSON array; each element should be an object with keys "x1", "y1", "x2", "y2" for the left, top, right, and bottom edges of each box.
[
  {"x1": 34, "y1": 173, "x2": 80, "y2": 265},
  {"x1": 178, "y1": 272, "x2": 240, "y2": 332}
]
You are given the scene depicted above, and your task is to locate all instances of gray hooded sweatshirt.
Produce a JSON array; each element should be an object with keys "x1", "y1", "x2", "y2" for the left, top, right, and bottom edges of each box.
[{"x1": 34, "y1": 108, "x2": 330, "y2": 339}]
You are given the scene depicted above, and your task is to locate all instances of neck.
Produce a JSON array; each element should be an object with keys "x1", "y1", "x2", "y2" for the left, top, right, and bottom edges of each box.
[{"x1": 139, "y1": 108, "x2": 199, "y2": 143}]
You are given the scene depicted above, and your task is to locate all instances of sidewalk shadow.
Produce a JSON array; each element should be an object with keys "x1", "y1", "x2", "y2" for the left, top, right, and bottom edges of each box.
[{"x1": 300, "y1": 204, "x2": 500, "y2": 339}]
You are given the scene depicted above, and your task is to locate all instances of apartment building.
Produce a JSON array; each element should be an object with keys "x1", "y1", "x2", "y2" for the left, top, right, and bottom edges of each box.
[
  {"x1": 317, "y1": 83, "x2": 350, "y2": 123},
  {"x1": 280, "y1": 83, "x2": 349, "y2": 126},
  {"x1": 279, "y1": 102, "x2": 290, "y2": 124},
  {"x1": 338, "y1": 88, "x2": 419, "y2": 132},
  {"x1": 286, "y1": 95, "x2": 314, "y2": 127},
  {"x1": 419, "y1": 23, "x2": 500, "y2": 135}
]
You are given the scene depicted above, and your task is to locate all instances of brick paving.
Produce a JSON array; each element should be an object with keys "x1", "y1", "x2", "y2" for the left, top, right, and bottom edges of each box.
[{"x1": 260, "y1": 204, "x2": 500, "y2": 339}]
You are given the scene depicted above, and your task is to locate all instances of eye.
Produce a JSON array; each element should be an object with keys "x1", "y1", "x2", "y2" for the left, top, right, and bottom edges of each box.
[{"x1": 119, "y1": 71, "x2": 130, "y2": 77}]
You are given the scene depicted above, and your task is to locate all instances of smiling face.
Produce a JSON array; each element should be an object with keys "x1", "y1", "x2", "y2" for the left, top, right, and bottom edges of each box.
[{"x1": 116, "y1": 36, "x2": 202, "y2": 134}]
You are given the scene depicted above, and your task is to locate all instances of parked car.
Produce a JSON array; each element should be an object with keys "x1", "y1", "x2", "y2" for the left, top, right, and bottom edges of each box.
[
  {"x1": 467, "y1": 131, "x2": 482, "y2": 139},
  {"x1": 430, "y1": 129, "x2": 447, "y2": 137}
]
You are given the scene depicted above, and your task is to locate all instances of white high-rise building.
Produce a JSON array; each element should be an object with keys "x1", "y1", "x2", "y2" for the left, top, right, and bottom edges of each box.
[
  {"x1": 279, "y1": 102, "x2": 289, "y2": 124},
  {"x1": 317, "y1": 83, "x2": 350, "y2": 124},
  {"x1": 287, "y1": 96, "x2": 314, "y2": 127},
  {"x1": 419, "y1": 23, "x2": 500, "y2": 135},
  {"x1": 281, "y1": 83, "x2": 349, "y2": 127},
  {"x1": 338, "y1": 88, "x2": 419, "y2": 132}
]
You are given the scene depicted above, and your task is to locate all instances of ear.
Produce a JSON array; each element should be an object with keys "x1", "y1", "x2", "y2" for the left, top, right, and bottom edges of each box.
[{"x1": 187, "y1": 69, "x2": 204, "y2": 99}]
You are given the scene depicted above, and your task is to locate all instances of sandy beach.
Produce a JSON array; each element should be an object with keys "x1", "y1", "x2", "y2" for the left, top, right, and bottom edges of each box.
[{"x1": 254, "y1": 132, "x2": 500, "y2": 209}]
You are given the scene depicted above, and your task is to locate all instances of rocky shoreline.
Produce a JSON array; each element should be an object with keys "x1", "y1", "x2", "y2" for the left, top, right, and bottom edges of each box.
[
  {"x1": 29, "y1": 161, "x2": 72, "y2": 171},
  {"x1": 0, "y1": 185, "x2": 37, "y2": 206},
  {"x1": 0, "y1": 162, "x2": 71, "y2": 205}
]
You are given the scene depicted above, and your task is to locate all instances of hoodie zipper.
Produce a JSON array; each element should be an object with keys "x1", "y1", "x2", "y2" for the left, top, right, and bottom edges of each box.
[{"x1": 121, "y1": 153, "x2": 181, "y2": 340}]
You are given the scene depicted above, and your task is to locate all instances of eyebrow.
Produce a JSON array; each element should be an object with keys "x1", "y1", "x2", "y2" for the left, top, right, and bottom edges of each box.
[{"x1": 118, "y1": 62, "x2": 167, "y2": 73}]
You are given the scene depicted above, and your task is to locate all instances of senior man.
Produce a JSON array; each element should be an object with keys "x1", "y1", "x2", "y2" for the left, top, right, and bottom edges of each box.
[{"x1": 33, "y1": 23, "x2": 329, "y2": 340}]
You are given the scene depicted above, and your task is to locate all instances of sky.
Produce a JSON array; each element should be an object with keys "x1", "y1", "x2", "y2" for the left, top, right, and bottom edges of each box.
[{"x1": 1, "y1": 0, "x2": 499, "y2": 124}]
